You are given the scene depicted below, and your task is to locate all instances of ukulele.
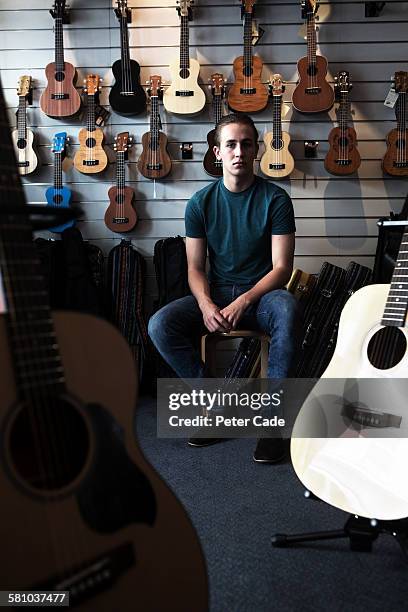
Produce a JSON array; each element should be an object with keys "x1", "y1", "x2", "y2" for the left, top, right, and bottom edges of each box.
[
  {"x1": 138, "y1": 75, "x2": 172, "y2": 179},
  {"x1": 227, "y1": 0, "x2": 268, "y2": 113},
  {"x1": 11, "y1": 75, "x2": 38, "y2": 176},
  {"x1": 260, "y1": 74, "x2": 294, "y2": 179},
  {"x1": 291, "y1": 229, "x2": 408, "y2": 521},
  {"x1": 324, "y1": 71, "x2": 361, "y2": 176},
  {"x1": 0, "y1": 75, "x2": 209, "y2": 610},
  {"x1": 163, "y1": 0, "x2": 206, "y2": 115},
  {"x1": 45, "y1": 131, "x2": 74, "y2": 234},
  {"x1": 105, "y1": 132, "x2": 137, "y2": 233},
  {"x1": 74, "y1": 74, "x2": 108, "y2": 175},
  {"x1": 203, "y1": 73, "x2": 226, "y2": 178},
  {"x1": 40, "y1": 0, "x2": 81, "y2": 118},
  {"x1": 292, "y1": 0, "x2": 334, "y2": 113},
  {"x1": 109, "y1": 0, "x2": 146, "y2": 116},
  {"x1": 382, "y1": 71, "x2": 408, "y2": 177}
]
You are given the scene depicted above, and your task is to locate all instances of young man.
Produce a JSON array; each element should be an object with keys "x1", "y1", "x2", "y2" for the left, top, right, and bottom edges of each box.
[{"x1": 149, "y1": 113, "x2": 299, "y2": 462}]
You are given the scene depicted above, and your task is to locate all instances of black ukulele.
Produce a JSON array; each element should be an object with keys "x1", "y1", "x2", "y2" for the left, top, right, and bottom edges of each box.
[{"x1": 109, "y1": 0, "x2": 146, "y2": 116}]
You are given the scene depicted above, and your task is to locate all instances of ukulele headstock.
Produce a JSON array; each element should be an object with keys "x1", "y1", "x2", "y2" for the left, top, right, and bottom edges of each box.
[
  {"x1": 50, "y1": 0, "x2": 69, "y2": 22},
  {"x1": 242, "y1": 0, "x2": 257, "y2": 14},
  {"x1": 301, "y1": 0, "x2": 319, "y2": 19},
  {"x1": 114, "y1": 131, "x2": 133, "y2": 154},
  {"x1": 334, "y1": 71, "x2": 352, "y2": 99},
  {"x1": 177, "y1": 0, "x2": 193, "y2": 20},
  {"x1": 115, "y1": 0, "x2": 131, "y2": 23},
  {"x1": 83, "y1": 74, "x2": 102, "y2": 96},
  {"x1": 52, "y1": 131, "x2": 67, "y2": 155},
  {"x1": 394, "y1": 71, "x2": 408, "y2": 94},
  {"x1": 17, "y1": 75, "x2": 32, "y2": 98},
  {"x1": 210, "y1": 73, "x2": 225, "y2": 98},
  {"x1": 147, "y1": 75, "x2": 163, "y2": 99},
  {"x1": 269, "y1": 74, "x2": 285, "y2": 96}
]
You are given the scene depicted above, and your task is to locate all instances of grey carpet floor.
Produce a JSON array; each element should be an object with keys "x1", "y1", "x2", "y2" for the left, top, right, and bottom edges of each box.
[{"x1": 136, "y1": 396, "x2": 408, "y2": 612}]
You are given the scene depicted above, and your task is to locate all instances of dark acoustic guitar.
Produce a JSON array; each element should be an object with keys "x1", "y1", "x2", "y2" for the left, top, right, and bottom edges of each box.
[
  {"x1": 382, "y1": 71, "x2": 408, "y2": 177},
  {"x1": 227, "y1": 0, "x2": 268, "y2": 113},
  {"x1": 324, "y1": 71, "x2": 361, "y2": 176},
  {"x1": 105, "y1": 132, "x2": 137, "y2": 232},
  {"x1": 203, "y1": 73, "x2": 226, "y2": 177},
  {"x1": 292, "y1": 0, "x2": 334, "y2": 113},
  {"x1": 109, "y1": 0, "x2": 146, "y2": 116},
  {"x1": 0, "y1": 74, "x2": 208, "y2": 611},
  {"x1": 138, "y1": 75, "x2": 172, "y2": 179},
  {"x1": 40, "y1": 0, "x2": 81, "y2": 118}
]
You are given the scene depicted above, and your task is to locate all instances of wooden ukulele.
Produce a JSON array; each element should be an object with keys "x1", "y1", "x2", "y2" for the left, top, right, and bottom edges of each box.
[
  {"x1": 105, "y1": 132, "x2": 137, "y2": 233},
  {"x1": 260, "y1": 74, "x2": 295, "y2": 179},
  {"x1": 0, "y1": 75, "x2": 209, "y2": 611},
  {"x1": 40, "y1": 0, "x2": 81, "y2": 118},
  {"x1": 163, "y1": 0, "x2": 206, "y2": 115},
  {"x1": 382, "y1": 71, "x2": 408, "y2": 177},
  {"x1": 109, "y1": 0, "x2": 146, "y2": 116},
  {"x1": 203, "y1": 73, "x2": 226, "y2": 178},
  {"x1": 291, "y1": 228, "x2": 408, "y2": 521},
  {"x1": 292, "y1": 0, "x2": 334, "y2": 113},
  {"x1": 227, "y1": 0, "x2": 268, "y2": 113},
  {"x1": 138, "y1": 75, "x2": 172, "y2": 179},
  {"x1": 74, "y1": 74, "x2": 108, "y2": 175},
  {"x1": 45, "y1": 131, "x2": 74, "y2": 233},
  {"x1": 324, "y1": 71, "x2": 361, "y2": 176},
  {"x1": 11, "y1": 75, "x2": 38, "y2": 176}
]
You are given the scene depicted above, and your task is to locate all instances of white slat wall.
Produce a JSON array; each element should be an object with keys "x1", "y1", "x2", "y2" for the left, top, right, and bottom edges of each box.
[{"x1": 1, "y1": 0, "x2": 408, "y2": 318}]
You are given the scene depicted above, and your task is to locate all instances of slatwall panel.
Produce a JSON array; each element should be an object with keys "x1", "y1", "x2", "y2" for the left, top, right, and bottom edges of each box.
[{"x1": 0, "y1": 0, "x2": 407, "y2": 320}]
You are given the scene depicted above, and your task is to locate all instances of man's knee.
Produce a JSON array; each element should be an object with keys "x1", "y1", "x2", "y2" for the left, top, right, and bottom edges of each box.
[{"x1": 260, "y1": 289, "x2": 300, "y2": 329}]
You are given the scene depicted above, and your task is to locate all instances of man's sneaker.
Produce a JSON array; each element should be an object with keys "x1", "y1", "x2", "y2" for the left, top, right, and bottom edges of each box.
[
  {"x1": 253, "y1": 437, "x2": 286, "y2": 463},
  {"x1": 188, "y1": 437, "x2": 227, "y2": 447}
]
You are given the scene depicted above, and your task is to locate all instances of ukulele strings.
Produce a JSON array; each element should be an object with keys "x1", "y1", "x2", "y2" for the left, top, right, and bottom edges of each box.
[
  {"x1": 397, "y1": 92, "x2": 407, "y2": 167},
  {"x1": 121, "y1": 15, "x2": 132, "y2": 95}
]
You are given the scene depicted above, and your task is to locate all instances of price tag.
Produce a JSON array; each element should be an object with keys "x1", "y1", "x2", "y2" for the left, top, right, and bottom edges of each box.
[{"x1": 384, "y1": 87, "x2": 399, "y2": 109}]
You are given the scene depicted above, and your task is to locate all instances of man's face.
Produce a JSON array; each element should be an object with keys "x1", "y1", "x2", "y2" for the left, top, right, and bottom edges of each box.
[{"x1": 213, "y1": 123, "x2": 258, "y2": 180}]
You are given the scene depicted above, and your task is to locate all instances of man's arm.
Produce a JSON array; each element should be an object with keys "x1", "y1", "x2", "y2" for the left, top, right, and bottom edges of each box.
[
  {"x1": 186, "y1": 237, "x2": 231, "y2": 333},
  {"x1": 220, "y1": 233, "x2": 295, "y2": 329}
]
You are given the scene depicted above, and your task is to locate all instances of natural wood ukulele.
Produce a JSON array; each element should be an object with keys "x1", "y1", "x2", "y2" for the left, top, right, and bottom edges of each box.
[
  {"x1": 203, "y1": 73, "x2": 226, "y2": 178},
  {"x1": 324, "y1": 71, "x2": 361, "y2": 176},
  {"x1": 292, "y1": 0, "x2": 334, "y2": 113},
  {"x1": 228, "y1": 0, "x2": 268, "y2": 113},
  {"x1": 74, "y1": 74, "x2": 108, "y2": 174},
  {"x1": 11, "y1": 75, "x2": 38, "y2": 176},
  {"x1": 138, "y1": 75, "x2": 172, "y2": 179},
  {"x1": 382, "y1": 71, "x2": 408, "y2": 177},
  {"x1": 105, "y1": 132, "x2": 137, "y2": 233},
  {"x1": 40, "y1": 0, "x2": 81, "y2": 118}
]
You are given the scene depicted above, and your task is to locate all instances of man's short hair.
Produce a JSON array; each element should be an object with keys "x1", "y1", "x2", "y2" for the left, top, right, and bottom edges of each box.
[{"x1": 214, "y1": 113, "x2": 259, "y2": 148}]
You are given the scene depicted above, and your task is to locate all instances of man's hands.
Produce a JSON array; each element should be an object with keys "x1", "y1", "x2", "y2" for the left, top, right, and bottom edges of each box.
[
  {"x1": 220, "y1": 294, "x2": 250, "y2": 330},
  {"x1": 199, "y1": 294, "x2": 251, "y2": 333}
]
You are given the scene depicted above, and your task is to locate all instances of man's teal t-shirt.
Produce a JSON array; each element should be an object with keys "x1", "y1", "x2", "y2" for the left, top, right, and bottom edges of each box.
[{"x1": 185, "y1": 176, "x2": 296, "y2": 284}]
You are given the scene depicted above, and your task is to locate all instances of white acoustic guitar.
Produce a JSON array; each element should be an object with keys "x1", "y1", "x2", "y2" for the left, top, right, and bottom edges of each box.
[
  {"x1": 260, "y1": 74, "x2": 294, "y2": 179},
  {"x1": 163, "y1": 0, "x2": 205, "y2": 115},
  {"x1": 11, "y1": 75, "x2": 38, "y2": 175},
  {"x1": 291, "y1": 229, "x2": 408, "y2": 521}
]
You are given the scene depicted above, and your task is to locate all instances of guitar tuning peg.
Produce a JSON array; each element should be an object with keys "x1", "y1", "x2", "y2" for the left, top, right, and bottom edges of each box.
[{"x1": 146, "y1": 80, "x2": 150, "y2": 85}]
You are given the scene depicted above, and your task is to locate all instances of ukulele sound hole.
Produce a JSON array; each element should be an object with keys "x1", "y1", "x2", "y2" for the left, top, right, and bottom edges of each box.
[
  {"x1": 55, "y1": 71, "x2": 65, "y2": 82},
  {"x1": 272, "y1": 138, "x2": 284, "y2": 150},
  {"x1": 367, "y1": 326, "x2": 407, "y2": 370},
  {"x1": 243, "y1": 66, "x2": 253, "y2": 77},
  {"x1": 115, "y1": 194, "x2": 125, "y2": 204},
  {"x1": 338, "y1": 137, "x2": 349, "y2": 148},
  {"x1": 53, "y1": 194, "x2": 63, "y2": 205},
  {"x1": 86, "y1": 137, "x2": 96, "y2": 148},
  {"x1": 17, "y1": 138, "x2": 27, "y2": 149},
  {"x1": 307, "y1": 64, "x2": 317, "y2": 76},
  {"x1": 396, "y1": 138, "x2": 406, "y2": 149},
  {"x1": 7, "y1": 396, "x2": 90, "y2": 494},
  {"x1": 179, "y1": 68, "x2": 190, "y2": 79}
]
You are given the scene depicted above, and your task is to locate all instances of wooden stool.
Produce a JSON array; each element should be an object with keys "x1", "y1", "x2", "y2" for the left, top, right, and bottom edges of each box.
[{"x1": 201, "y1": 330, "x2": 270, "y2": 378}]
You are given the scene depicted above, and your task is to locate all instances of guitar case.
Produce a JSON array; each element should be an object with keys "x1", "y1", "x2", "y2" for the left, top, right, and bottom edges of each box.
[
  {"x1": 153, "y1": 236, "x2": 190, "y2": 309},
  {"x1": 373, "y1": 192, "x2": 408, "y2": 283}
]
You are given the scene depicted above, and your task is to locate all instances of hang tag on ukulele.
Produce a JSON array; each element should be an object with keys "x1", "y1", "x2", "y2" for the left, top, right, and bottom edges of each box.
[
  {"x1": 384, "y1": 86, "x2": 399, "y2": 109},
  {"x1": 95, "y1": 105, "x2": 110, "y2": 127},
  {"x1": 251, "y1": 21, "x2": 264, "y2": 46}
]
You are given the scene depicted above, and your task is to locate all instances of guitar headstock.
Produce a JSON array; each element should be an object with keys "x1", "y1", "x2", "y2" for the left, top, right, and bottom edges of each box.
[
  {"x1": 210, "y1": 73, "x2": 225, "y2": 98},
  {"x1": 52, "y1": 132, "x2": 67, "y2": 154},
  {"x1": 394, "y1": 71, "x2": 408, "y2": 93},
  {"x1": 114, "y1": 132, "x2": 133, "y2": 153},
  {"x1": 301, "y1": 0, "x2": 318, "y2": 18},
  {"x1": 50, "y1": 0, "x2": 68, "y2": 21},
  {"x1": 334, "y1": 71, "x2": 352, "y2": 96},
  {"x1": 114, "y1": 0, "x2": 130, "y2": 22},
  {"x1": 177, "y1": 0, "x2": 193, "y2": 19},
  {"x1": 270, "y1": 74, "x2": 285, "y2": 96},
  {"x1": 83, "y1": 74, "x2": 102, "y2": 96},
  {"x1": 147, "y1": 75, "x2": 162, "y2": 98},
  {"x1": 242, "y1": 0, "x2": 257, "y2": 13},
  {"x1": 17, "y1": 75, "x2": 32, "y2": 98}
]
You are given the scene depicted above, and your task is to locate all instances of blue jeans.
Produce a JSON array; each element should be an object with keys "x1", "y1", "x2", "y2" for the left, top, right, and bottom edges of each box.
[{"x1": 148, "y1": 284, "x2": 300, "y2": 379}]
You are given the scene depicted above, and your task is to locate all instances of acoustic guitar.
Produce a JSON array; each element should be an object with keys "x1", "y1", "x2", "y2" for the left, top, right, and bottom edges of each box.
[
  {"x1": 203, "y1": 73, "x2": 226, "y2": 178},
  {"x1": 40, "y1": 0, "x2": 81, "y2": 118},
  {"x1": 109, "y1": 0, "x2": 146, "y2": 116},
  {"x1": 228, "y1": 0, "x2": 268, "y2": 113},
  {"x1": 163, "y1": 0, "x2": 206, "y2": 115},
  {"x1": 74, "y1": 74, "x2": 108, "y2": 174},
  {"x1": 382, "y1": 71, "x2": 408, "y2": 177},
  {"x1": 292, "y1": 0, "x2": 334, "y2": 113},
  {"x1": 260, "y1": 74, "x2": 294, "y2": 179},
  {"x1": 105, "y1": 132, "x2": 137, "y2": 233},
  {"x1": 45, "y1": 131, "x2": 74, "y2": 234},
  {"x1": 0, "y1": 74, "x2": 208, "y2": 611},
  {"x1": 138, "y1": 75, "x2": 172, "y2": 179},
  {"x1": 11, "y1": 75, "x2": 38, "y2": 176},
  {"x1": 291, "y1": 229, "x2": 408, "y2": 521},
  {"x1": 324, "y1": 71, "x2": 361, "y2": 176}
]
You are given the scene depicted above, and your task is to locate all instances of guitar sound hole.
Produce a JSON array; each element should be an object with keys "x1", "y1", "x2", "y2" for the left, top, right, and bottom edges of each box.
[
  {"x1": 115, "y1": 194, "x2": 125, "y2": 204},
  {"x1": 396, "y1": 139, "x2": 406, "y2": 149},
  {"x1": 86, "y1": 137, "x2": 96, "y2": 148},
  {"x1": 53, "y1": 194, "x2": 63, "y2": 205},
  {"x1": 7, "y1": 397, "x2": 90, "y2": 494},
  {"x1": 179, "y1": 68, "x2": 190, "y2": 79},
  {"x1": 367, "y1": 326, "x2": 407, "y2": 370},
  {"x1": 17, "y1": 138, "x2": 27, "y2": 149},
  {"x1": 307, "y1": 64, "x2": 317, "y2": 76},
  {"x1": 55, "y1": 71, "x2": 65, "y2": 82},
  {"x1": 272, "y1": 139, "x2": 284, "y2": 150}
]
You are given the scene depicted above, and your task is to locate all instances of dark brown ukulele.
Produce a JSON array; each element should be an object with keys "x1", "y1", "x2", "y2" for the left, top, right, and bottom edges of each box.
[
  {"x1": 324, "y1": 71, "x2": 361, "y2": 176},
  {"x1": 138, "y1": 75, "x2": 172, "y2": 179},
  {"x1": 382, "y1": 71, "x2": 408, "y2": 177},
  {"x1": 292, "y1": 0, "x2": 334, "y2": 113},
  {"x1": 227, "y1": 0, "x2": 268, "y2": 113},
  {"x1": 105, "y1": 132, "x2": 137, "y2": 233},
  {"x1": 203, "y1": 73, "x2": 226, "y2": 177},
  {"x1": 40, "y1": 0, "x2": 81, "y2": 118}
]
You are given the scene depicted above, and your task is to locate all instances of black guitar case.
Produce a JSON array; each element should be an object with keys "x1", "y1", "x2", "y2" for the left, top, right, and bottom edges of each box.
[{"x1": 373, "y1": 192, "x2": 408, "y2": 283}]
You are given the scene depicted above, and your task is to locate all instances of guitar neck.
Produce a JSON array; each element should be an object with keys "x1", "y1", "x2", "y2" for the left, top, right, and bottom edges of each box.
[
  {"x1": 382, "y1": 229, "x2": 408, "y2": 327},
  {"x1": 149, "y1": 96, "x2": 160, "y2": 146},
  {"x1": 243, "y1": 12, "x2": 253, "y2": 71},
  {"x1": 213, "y1": 94, "x2": 223, "y2": 127},
  {"x1": 54, "y1": 151, "x2": 63, "y2": 189},
  {"x1": 179, "y1": 15, "x2": 190, "y2": 70},
  {"x1": 306, "y1": 13, "x2": 317, "y2": 66},
  {"x1": 119, "y1": 15, "x2": 131, "y2": 70},
  {"x1": 54, "y1": 17, "x2": 65, "y2": 71},
  {"x1": 116, "y1": 151, "x2": 126, "y2": 190},
  {"x1": 272, "y1": 95, "x2": 283, "y2": 142},
  {"x1": 87, "y1": 94, "x2": 96, "y2": 133},
  {"x1": 338, "y1": 92, "x2": 350, "y2": 134},
  {"x1": 396, "y1": 92, "x2": 407, "y2": 134},
  {"x1": 17, "y1": 96, "x2": 27, "y2": 140}
]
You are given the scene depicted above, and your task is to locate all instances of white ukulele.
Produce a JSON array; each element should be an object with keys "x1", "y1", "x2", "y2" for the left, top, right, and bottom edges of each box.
[
  {"x1": 11, "y1": 76, "x2": 38, "y2": 175},
  {"x1": 163, "y1": 0, "x2": 205, "y2": 115}
]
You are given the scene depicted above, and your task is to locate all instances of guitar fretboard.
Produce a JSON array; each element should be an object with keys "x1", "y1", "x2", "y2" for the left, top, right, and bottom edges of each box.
[
  {"x1": 306, "y1": 13, "x2": 317, "y2": 67},
  {"x1": 179, "y1": 15, "x2": 190, "y2": 71},
  {"x1": 396, "y1": 92, "x2": 407, "y2": 166},
  {"x1": 87, "y1": 94, "x2": 96, "y2": 133},
  {"x1": 54, "y1": 151, "x2": 63, "y2": 190},
  {"x1": 119, "y1": 15, "x2": 132, "y2": 89},
  {"x1": 272, "y1": 95, "x2": 283, "y2": 143},
  {"x1": 381, "y1": 229, "x2": 408, "y2": 327},
  {"x1": 338, "y1": 92, "x2": 351, "y2": 135},
  {"x1": 116, "y1": 151, "x2": 126, "y2": 190},
  {"x1": 243, "y1": 12, "x2": 253, "y2": 72},
  {"x1": 149, "y1": 96, "x2": 160, "y2": 149},
  {"x1": 17, "y1": 96, "x2": 27, "y2": 141},
  {"x1": 54, "y1": 17, "x2": 65, "y2": 72}
]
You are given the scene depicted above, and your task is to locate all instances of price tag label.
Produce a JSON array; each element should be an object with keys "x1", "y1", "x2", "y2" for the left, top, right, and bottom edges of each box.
[{"x1": 384, "y1": 87, "x2": 399, "y2": 108}]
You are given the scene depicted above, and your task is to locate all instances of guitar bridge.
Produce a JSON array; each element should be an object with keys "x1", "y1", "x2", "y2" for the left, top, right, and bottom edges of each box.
[
  {"x1": 51, "y1": 93, "x2": 69, "y2": 100},
  {"x1": 120, "y1": 91, "x2": 135, "y2": 96},
  {"x1": 394, "y1": 161, "x2": 408, "y2": 168},
  {"x1": 17, "y1": 161, "x2": 30, "y2": 167},
  {"x1": 240, "y1": 88, "x2": 256, "y2": 94},
  {"x1": 112, "y1": 217, "x2": 129, "y2": 224},
  {"x1": 175, "y1": 91, "x2": 194, "y2": 97},
  {"x1": 335, "y1": 159, "x2": 352, "y2": 166},
  {"x1": 269, "y1": 163, "x2": 285, "y2": 170},
  {"x1": 147, "y1": 163, "x2": 162, "y2": 170},
  {"x1": 83, "y1": 160, "x2": 99, "y2": 166},
  {"x1": 305, "y1": 87, "x2": 321, "y2": 95}
]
